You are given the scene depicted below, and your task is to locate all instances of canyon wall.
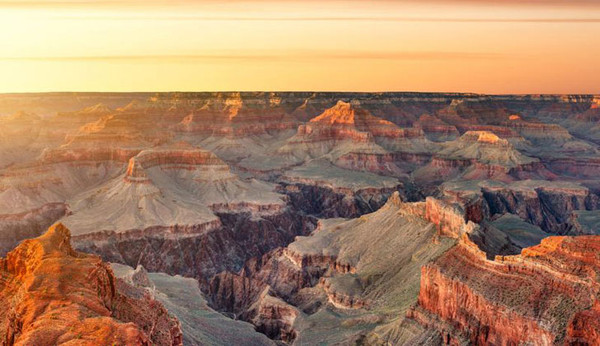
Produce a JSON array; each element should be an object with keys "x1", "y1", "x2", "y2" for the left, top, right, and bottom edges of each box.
[
  {"x1": 410, "y1": 234, "x2": 600, "y2": 345},
  {"x1": 0, "y1": 223, "x2": 182, "y2": 346}
]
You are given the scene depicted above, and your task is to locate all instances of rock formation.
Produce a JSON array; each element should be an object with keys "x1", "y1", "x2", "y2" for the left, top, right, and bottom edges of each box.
[
  {"x1": 0, "y1": 223, "x2": 182, "y2": 345},
  {"x1": 409, "y1": 234, "x2": 600, "y2": 345}
]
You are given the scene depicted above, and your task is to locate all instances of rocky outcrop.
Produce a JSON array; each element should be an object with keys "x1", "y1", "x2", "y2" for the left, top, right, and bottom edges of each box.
[
  {"x1": 208, "y1": 271, "x2": 269, "y2": 317},
  {"x1": 566, "y1": 301, "x2": 600, "y2": 345},
  {"x1": 251, "y1": 295, "x2": 299, "y2": 343},
  {"x1": 423, "y1": 197, "x2": 477, "y2": 238},
  {"x1": 413, "y1": 131, "x2": 553, "y2": 183},
  {"x1": 442, "y1": 180, "x2": 600, "y2": 235},
  {"x1": 65, "y1": 112, "x2": 173, "y2": 148},
  {"x1": 284, "y1": 100, "x2": 430, "y2": 168},
  {"x1": 455, "y1": 125, "x2": 521, "y2": 140},
  {"x1": 410, "y1": 234, "x2": 600, "y2": 345},
  {"x1": 0, "y1": 223, "x2": 182, "y2": 346},
  {"x1": 438, "y1": 131, "x2": 537, "y2": 168}
]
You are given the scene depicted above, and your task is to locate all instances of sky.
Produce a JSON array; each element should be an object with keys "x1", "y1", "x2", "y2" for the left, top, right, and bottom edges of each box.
[{"x1": 0, "y1": 0, "x2": 599, "y2": 94}]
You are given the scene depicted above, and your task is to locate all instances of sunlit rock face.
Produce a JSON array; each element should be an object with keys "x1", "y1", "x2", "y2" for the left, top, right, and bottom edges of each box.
[
  {"x1": 0, "y1": 223, "x2": 182, "y2": 346},
  {"x1": 0, "y1": 92, "x2": 600, "y2": 345},
  {"x1": 173, "y1": 92, "x2": 298, "y2": 137},
  {"x1": 409, "y1": 234, "x2": 600, "y2": 345},
  {"x1": 291, "y1": 100, "x2": 426, "y2": 146}
]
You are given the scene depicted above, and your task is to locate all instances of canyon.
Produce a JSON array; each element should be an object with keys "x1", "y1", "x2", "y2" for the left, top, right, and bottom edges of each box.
[{"x1": 0, "y1": 92, "x2": 599, "y2": 345}]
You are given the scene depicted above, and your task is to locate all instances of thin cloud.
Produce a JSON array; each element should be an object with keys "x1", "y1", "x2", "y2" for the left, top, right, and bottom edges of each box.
[
  {"x1": 0, "y1": 51, "x2": 503, "y2": 62},
  {"x1": 2, "y1": 0, "x2": 600, "y2": 9},
  {"x1": 52, "y1": 15, "x2": 600, "y2": 23},
  {"x1": 2, "y1": 0, "x2": 600, "y2": 5}
]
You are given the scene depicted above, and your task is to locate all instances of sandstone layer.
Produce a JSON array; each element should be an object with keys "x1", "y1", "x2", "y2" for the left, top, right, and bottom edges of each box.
[
  {"x1": 0, "y1": 223, "x2": 182, "y2": 346},
  {"x1": 410, "y1": 234, "x2": 600, "y2": 345}
]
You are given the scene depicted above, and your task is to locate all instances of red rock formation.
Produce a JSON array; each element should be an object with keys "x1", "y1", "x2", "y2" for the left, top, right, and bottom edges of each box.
[
  {"x1": 294, "y1": 100, "x2": 417, "y2": 143},
  {"x1": 65, "y1": 112, "x2": 173, "y2": 149},
  {"x1": 566, "y1": 301, "x2": 600, "y2": 345},
  {"x1": 252, "y1": 296, "x2": 298, "y2": 343},
  {"x1": 208, "y1": 271, "x2": 268, "y2": 316},
  {"x1": 0, "y1": 223, "x2": 182, "y2": 345},
  {"x1": 123, "y1": 146, "x2": 229, "y2": 183},
  {"x1": 415, "y1": 114, "x2": 460, "y2": 141},
  {"x1": 424, "y1": 197, "x2": 477, "y2": 238},
  {"x1": 283, "y1": 247, "x2": 355, "y2": 275},
  {"x1": 173, "y1": 92, "x2": 298, "y2": 136},
  {"x1": 55, "y1": 103, "x2": 113, "y2": 120},
  {"x1": 410, "y1": 234, "x2": 600, "y2": 345}
]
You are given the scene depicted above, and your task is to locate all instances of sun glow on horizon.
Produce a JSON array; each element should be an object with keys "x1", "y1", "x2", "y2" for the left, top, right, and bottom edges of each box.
[{"x1": 0, "y1": 0, "x2": 599, "y2": 94}]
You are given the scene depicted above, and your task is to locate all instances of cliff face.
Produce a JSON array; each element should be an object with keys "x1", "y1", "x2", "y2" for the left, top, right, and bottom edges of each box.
[
  {"x1": 441, "y1": 180, "x2": 600, "y2": 237},
  {"x1": 173, "y1": 93, "x2": 298, "y2": 136},
  {"x1": 423, "y1": 197, "x2": 477, "y2": 238},
  {"x1": 482, "y1": 183, "x2": 599, "y2": 233},
  {"x1": 0, "y1": 223, "x2": 182, "y2": 346},
  {"x1": 73, "y1": 208, "x2": 317, "y2": 285},
  {"x1": 410, "y1": 235, "x2": 600, "y2": 345}
]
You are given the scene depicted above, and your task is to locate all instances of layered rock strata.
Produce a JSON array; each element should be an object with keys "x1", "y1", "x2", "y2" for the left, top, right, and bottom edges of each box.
[
  {"x1": 0, "y1": 223, "x2": 182, "y2": 345},
  {"x1": 410, "y1": 234, "x2": 600, "y2": 345}
]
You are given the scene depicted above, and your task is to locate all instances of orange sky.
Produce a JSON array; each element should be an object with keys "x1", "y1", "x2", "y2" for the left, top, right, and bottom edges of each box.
[{"x1": 0, "y1": 0, "x2": 599, "y2": 94}]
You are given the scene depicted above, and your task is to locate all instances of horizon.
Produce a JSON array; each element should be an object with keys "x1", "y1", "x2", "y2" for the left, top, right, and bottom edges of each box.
[
  {"x1": 1, "y1": 90, "x2": 599, "y2": 97},
  {"x1": 1, "y1": 0, "x2": 599, "y2": 94}
]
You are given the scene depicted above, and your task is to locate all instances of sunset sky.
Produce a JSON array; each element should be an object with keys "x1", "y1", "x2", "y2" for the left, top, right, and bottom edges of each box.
[{"x1": 1, "y1": 0, "x2": 599, "y2": 94}]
